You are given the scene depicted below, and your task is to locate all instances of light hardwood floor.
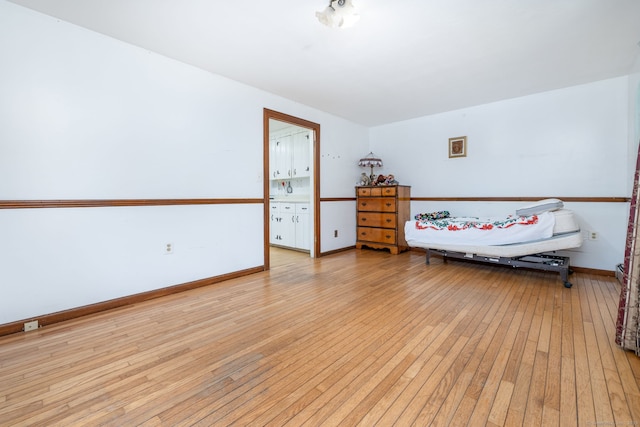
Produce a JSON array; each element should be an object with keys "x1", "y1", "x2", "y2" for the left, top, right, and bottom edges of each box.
[{"x1": 1, "y1": 248, "x2": 639, "y2": 426}]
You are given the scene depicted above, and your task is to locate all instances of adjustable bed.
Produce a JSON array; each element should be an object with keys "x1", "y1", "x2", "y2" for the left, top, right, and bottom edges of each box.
[{"x1": 404, "y1": 200, "x2": 583, "y2": 288}]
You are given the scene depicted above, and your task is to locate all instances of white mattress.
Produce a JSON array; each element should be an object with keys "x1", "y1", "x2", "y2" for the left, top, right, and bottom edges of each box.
[
  {"x1": 550, "y1": 209, "x2": 579, "y2": 234},
  {"x1": 405, "y1": 209, "x2": 582, "y2": 258}
]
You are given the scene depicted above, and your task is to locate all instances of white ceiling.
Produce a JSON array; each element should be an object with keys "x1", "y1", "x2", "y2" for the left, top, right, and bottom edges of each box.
[{"x1": 9, "y1": 0, "x2": 640, "y2": 127}]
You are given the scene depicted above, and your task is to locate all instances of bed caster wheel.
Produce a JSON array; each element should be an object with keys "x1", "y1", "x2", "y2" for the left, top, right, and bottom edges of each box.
[{"x1": 564, "y1": 281, "x2": 573, "y2": 288}]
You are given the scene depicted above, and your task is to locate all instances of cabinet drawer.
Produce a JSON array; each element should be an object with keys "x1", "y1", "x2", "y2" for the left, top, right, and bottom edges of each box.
[
  {"x1": 281, "y1": 204, "x2": 295, "y2": 214},
  {"x1": 357, "y1": 198, "x2": 396, "y2": 212},
  {"x1": 357, "y1": 212, "x2": 397, "y2": 228},
  {"x1": 357, "y1": 227, "x2": 396, "y2": 244}
]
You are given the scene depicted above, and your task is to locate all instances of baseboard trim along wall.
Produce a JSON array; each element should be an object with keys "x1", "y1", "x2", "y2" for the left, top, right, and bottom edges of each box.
[{"x1": 0, "y1": 266, "x2": 264, "y2": 338}]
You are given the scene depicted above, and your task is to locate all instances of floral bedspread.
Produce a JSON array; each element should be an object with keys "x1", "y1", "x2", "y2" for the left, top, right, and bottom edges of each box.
[
  {"x1": 405, "y1": 211, "x2": 556, "y2": 246},
  {"x1": 415, "y1": 214, "x2": 539, "y2": 231}
]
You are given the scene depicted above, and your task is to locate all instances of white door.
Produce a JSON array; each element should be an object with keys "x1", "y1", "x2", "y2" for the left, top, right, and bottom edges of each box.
[
  {"x1": 280, "y1": 203, "x2": 296, "y2": 247},
  {"x1": 270, "y1": 202, "x2": 281, "y2": 244},
  {"x1": 273, "y1": 135, "x2": 291, "y2": 181},
  {"x1": 292, "y1": 131, "x2": 311, "y2": 178},
  {"x1": 295, "y1": 203, "x2": 310, "y2": 250}
]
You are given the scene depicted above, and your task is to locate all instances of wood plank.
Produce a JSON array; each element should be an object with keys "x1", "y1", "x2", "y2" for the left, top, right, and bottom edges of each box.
[
  {"x1": 584, "y1": 276, "x2": 634, "y2": 425},
  {"x1": 572, "y1": 275, "x2": 597, "y2": 426},
  {"x1": 581, "y1": 277, "x2": 616, "y2": 425},
  {"x1": 0, "y1": 248, "x2": 637, "y2": 426},
  {"x1": 560, "y1": 285, "x2": 578, "y2": 427}
]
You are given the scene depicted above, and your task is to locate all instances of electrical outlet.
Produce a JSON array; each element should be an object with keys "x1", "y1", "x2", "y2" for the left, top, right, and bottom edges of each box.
[
  {"x1": 588, "y1": 231, "x2": 598, "y2": 241},
  {"x1": 165, "y1": 243, "x2": 173, "y2": 254},
  {"x1": 24, "y1": 320, "x2": 38, "y2": 332}
]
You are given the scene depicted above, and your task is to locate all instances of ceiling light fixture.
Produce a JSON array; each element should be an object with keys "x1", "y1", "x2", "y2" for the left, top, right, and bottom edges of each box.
[{"x1": 316, "y1": 0, "x2": 360, "y2": 29}]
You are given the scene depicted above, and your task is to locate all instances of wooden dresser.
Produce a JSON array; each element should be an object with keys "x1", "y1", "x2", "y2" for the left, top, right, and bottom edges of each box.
[{"x1": 356, "y1": 185, "x2": 411, "y2": 254}]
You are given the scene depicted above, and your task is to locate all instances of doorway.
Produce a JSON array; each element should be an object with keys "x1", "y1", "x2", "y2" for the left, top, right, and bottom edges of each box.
[{"x1": 263, "y1": 109, "x2": 320, "y2": 270}]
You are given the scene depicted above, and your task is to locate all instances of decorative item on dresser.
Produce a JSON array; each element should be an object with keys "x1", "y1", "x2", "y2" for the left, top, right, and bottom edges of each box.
[
  {"x1": 358, "y1": 152, "x2": 383, "y2": 182},
  {"x1": 356, "y1": 185, "x2": 411, "y2": 255}
]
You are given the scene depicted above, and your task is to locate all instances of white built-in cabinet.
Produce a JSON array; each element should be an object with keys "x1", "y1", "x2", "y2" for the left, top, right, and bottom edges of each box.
[
  {"x1": 270, "y1": 202, "x2": 310, "y2": 251},
  {"x1": 269, "y1": 123, "x2": 312, "y2": 252},
  {"x1": 270, "y1": 131, "x2": 311, "y2": 180}
]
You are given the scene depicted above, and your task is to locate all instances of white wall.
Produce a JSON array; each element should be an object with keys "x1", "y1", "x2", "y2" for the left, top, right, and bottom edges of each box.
[
  {"x1": 0, "y1": 1, "x2": 368, "y2": 325},
  {"x1": 319, "y1": 120, "x2": 374, "y2": 252},
  {"x1": 370, "y1": 77, "x2": 631, "y2": 271},
  {"x1": 321, "y1": 201, "x2": 358, "y2": 250},
  {"x1": 0, "y1": 204, "x2": 263, "y2": 322}
]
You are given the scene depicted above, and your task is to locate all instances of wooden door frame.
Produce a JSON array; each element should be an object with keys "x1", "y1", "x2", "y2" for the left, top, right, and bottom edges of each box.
[{"x1": 263, "y1": 108, "x2": 320, "y2": 270}]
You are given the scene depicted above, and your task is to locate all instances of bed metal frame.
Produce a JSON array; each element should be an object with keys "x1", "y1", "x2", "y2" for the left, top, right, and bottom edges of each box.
[{"x1": 426, "y1": 248, "x2": 574, "y2": 288}]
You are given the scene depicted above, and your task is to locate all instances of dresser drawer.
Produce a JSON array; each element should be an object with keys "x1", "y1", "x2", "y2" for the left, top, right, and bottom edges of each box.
[
  {"x1": 357, "y1": 227, "x2": 396, "y2": 244},
  {"x1": 357, "y1": 198, "x2": 396, "y2": 212},
  {"x1": 357, "y1": 187, "x2": 372, "y2": 197},
  {"x1": 357, "y1": 186, "x2": 398, "y2": 197},
  {"x1": 378, "y1": 186, "x2": 397, "y2": 197},
  {"x1": 357, "y1": 212, "x2": 397, "y2": 228}
]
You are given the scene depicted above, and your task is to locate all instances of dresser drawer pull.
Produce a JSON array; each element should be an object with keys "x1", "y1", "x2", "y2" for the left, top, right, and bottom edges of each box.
[
  {"x1": 362, "y1": 218, "x2": 367, "y2": 221},
  {"x1": 386, "y1": 203, "x2": 392, "y2": 207},
  {"x1": 386, "y1": 219, "x2": 392, "y2": 223}
]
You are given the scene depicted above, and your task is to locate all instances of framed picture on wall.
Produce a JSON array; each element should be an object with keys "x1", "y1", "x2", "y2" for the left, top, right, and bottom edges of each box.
[{"x1": 448, "y1": 136, "x2": 467, "y2": 158}]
